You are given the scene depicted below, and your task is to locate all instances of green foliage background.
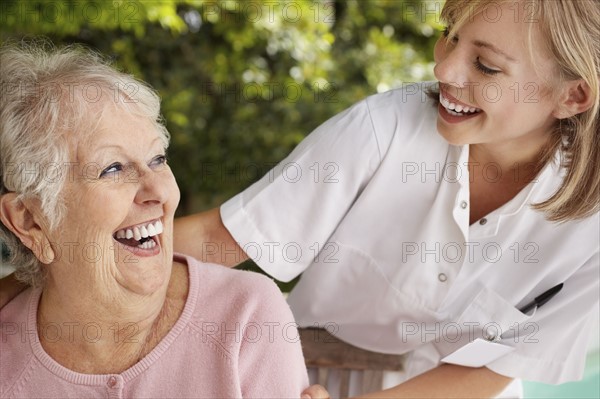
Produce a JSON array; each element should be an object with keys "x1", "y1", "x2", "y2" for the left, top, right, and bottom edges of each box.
[{"x1": 1, "y1": 0, "x2": 441, "y2": 213}]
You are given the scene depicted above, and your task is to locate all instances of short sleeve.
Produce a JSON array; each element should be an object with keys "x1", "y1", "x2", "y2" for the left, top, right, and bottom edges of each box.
[
  {"x1": 486, "y1": 251, "x2": 600, "y2": 384},
  {"x1": 221, "y1": 100, "x2": 383, "y2": 282},
  {"x1": 237, "y1": 276, "x2": 309, "y2": 398}
]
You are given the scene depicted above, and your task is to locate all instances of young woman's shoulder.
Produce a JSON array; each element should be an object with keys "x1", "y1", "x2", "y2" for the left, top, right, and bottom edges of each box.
[
  {"x1": 350, "y1": 82, "x2": 445, "y2": 167},
  {"x1": 364, "y1": 81, "x2": 438, "y2": 114},
  {"x1": 362, "y1": 81, "x2": 443, "y2": 156}
]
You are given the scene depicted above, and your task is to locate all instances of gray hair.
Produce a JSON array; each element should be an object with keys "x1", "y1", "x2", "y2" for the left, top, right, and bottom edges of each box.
[{"x1": 0, "y1": 41, "x2": 170, "y2": 287}]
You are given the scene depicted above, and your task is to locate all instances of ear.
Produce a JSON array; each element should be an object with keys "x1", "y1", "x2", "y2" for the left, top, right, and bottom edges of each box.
[
  {"x1": 553, "y1": 80, "x2": 595, "y2": 119},
  {"x1": 0, "y1": 193, "x2": 55, "y2": 264}
]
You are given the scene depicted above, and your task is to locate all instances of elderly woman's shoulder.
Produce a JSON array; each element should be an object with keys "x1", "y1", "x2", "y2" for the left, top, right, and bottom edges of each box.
[
  {"x1": 176, "y1": 254, "x2": 294, "y2": 333},
  {"x1": 0, "y1": 284, "x2": 32, "y2": 319},
  {"x1": 178, "y1": 253, "x2": 284, "y2": 301},
  {"x1": 0, "y1": 286, "x2": 34, "y2": 381}
]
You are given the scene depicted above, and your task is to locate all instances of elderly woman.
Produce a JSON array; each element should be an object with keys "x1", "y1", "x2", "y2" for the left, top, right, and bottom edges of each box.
[{"x1": 0, "y1": 43, "x2": 308, "y2": 397}]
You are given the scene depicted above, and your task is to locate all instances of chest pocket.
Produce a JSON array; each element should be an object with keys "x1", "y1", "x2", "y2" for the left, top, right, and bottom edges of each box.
[{"x1": 433, "y1": 285, "x2": 536, "y2": 359}]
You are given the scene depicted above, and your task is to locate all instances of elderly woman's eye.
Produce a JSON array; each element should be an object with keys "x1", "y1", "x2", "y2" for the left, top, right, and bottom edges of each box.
[
  {"x1": 99, "y1": 162, "x2": 123, "y2": 178},
  {"x1": 150, "y1": 155, "x2": 167, "y2": 168}
]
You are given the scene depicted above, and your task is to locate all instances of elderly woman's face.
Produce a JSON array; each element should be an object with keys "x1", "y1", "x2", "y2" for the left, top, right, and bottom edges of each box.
[{"x1": 47, "y1": 104, "x2": 180, "y2": 296}]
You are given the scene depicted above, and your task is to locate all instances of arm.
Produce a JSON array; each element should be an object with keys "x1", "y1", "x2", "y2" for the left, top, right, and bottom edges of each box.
[
  {"x1": 358, "y1": 364, "x2": 512, "y2": 398},
  {"x1": 173, "y1": 207, "x2": 248, "y2": 267},
  {"x1": 0, "y1": 272, "x2": 26, "y2": 309},
  {"x1": 302, "y1": 364, "x2": 512, "y2": 399}
]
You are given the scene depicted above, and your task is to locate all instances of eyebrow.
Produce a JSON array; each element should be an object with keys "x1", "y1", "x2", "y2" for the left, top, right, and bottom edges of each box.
[
  {"x1": 95, "y1": 137, "x2": 164, "y2": 152},
  {"x1": 472, "y1": 40, "x2": 517, "y2": 63},
  {"x1": 80, "y1": 137, "x2": 164, "y2": 162}
]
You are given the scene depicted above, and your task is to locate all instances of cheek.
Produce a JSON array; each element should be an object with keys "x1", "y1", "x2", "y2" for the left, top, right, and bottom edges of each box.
[
  {"x1": 473, "y1": 85, "x2": 519, "y2": 113},
  {"x1": 165, "y1": 172, "x2": 181, "y2": 211},
  {"x1": 73, "y1": 184, "x2": 134, "y2": 231}
]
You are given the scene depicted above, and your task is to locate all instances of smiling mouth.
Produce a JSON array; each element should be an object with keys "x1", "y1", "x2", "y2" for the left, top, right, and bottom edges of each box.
[
  {"x1": 113, "y1": 219, "x2": 163, "y2": 250},
  {"x1": 439, "y1": 93, "x2": 482, "y2": 116}
]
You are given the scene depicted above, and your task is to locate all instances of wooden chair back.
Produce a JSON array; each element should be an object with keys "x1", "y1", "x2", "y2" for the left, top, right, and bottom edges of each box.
[{"x1": 299, "y1": 327, "x2": 406, "y2": 399}]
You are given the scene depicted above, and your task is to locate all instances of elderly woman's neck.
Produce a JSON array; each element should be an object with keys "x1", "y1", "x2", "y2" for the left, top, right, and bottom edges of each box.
[{"x1": 37, "y1": 262, "x2": 189, "y2": 374}]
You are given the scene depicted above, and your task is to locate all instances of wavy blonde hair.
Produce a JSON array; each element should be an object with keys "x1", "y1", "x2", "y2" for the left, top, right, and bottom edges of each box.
[{"x1": 441, "y1": 0, "x2": 600, "y2": 222}]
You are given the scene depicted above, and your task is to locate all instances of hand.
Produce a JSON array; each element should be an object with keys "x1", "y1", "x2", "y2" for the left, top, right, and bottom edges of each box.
[{"x1": 301, "y1": 384, "x2": 330, "y2": 399}]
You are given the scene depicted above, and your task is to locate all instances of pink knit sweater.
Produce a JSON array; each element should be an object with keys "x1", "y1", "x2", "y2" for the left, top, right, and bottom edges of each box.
[{"x1": 0, "y1": 254, "x2": 309, "y2": 398}]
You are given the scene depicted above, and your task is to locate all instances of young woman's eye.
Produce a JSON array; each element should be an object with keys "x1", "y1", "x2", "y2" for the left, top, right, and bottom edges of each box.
[
  {"x1": 474, "y1": 58, "x2": 501, "y2": 76},
  {"x1": 442, "y1": 26, "x2": 458, "y2": 43},
  {"x1": 150, "y1": 155, "x2": 167, "y2": 168},
  {"x1": 99, "y1": 162, "x2": 123, "y2": 178}
]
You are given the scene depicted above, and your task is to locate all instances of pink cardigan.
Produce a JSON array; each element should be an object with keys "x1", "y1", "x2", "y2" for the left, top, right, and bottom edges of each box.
[{"x1": 0, "y1": 254, "x2": 309, "y2": 398}]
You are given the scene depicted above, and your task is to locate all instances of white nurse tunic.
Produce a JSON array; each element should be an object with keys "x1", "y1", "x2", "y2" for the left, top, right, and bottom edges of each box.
[{"x1": 221, "y1": 82, "x2": 599, "y2": 396}]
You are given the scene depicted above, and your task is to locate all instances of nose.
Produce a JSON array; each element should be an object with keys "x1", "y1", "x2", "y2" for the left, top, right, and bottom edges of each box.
[
  {"x1": 433, "y1": 38, "x2": 470, "y2": 88},
  {"x1": 134, "y1": 166, "x2": 173, "y2": 206}
]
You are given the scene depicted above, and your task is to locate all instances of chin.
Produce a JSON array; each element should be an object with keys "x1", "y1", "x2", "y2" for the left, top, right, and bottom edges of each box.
[{"x1": 436, "y1": 122, "x2": 473, "y2": 146}]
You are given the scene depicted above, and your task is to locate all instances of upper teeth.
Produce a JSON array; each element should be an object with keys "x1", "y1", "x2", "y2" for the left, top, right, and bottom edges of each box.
[
  {"x1": 115, "y1": 220, "x2": 163, "y2": 241},
  {"x1": 440, "y1": 94, "x2": 481, "y2": 113}
]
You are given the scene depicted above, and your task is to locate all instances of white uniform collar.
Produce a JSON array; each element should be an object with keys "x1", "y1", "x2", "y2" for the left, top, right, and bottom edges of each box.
[{"x1": 454, "y1": 144, "x2": 564, "y2": 218}]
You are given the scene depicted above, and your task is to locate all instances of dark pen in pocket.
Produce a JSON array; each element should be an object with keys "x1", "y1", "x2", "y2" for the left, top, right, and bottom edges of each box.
[{"x1": 518, "y1": 283, "x2": 564, "y2": 314}]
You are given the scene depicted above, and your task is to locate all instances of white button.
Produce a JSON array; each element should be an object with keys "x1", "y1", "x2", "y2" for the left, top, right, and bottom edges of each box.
[
  {"x1": 484, "y1": 329, "x2": 498, "y2": 341},
  {"x1": 438, "y1": 273, "x2": 447, "y2": 282},
  {"x1": 107, "y1": 376, "x2": 118, "y2": 388},
  {"x1": 460, "y1": 201, "x2": 468, "y2": 209}
]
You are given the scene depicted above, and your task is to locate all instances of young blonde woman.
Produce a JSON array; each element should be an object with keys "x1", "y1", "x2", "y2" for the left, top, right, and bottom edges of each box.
[{"x1": 2, "y1": 0, "x2": 598, "y2": 398}]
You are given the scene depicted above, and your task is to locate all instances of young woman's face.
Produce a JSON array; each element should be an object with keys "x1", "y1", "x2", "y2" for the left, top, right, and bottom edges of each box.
[{"x1": 433, "y1": 1, "x2": 562, "y2": 151}]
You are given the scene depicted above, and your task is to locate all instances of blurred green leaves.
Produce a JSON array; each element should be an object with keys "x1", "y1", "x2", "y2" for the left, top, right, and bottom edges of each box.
[{"x1": 1, "y1": 0, "x2": 441, "y2": 213}]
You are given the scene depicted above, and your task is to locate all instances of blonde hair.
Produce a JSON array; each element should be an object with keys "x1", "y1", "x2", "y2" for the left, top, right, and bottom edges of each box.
[
  {"x1": 441, "y1": 0, "x2": 600, "y2": 222},
  {"x1": 0, "y1": 40, "x2": 170, "y2": 286}
]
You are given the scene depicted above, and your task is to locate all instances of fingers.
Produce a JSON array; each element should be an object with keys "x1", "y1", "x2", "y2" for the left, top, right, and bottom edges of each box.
[{"x1": 301, "y1": 384, "x2": 330, "y2": 399}]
